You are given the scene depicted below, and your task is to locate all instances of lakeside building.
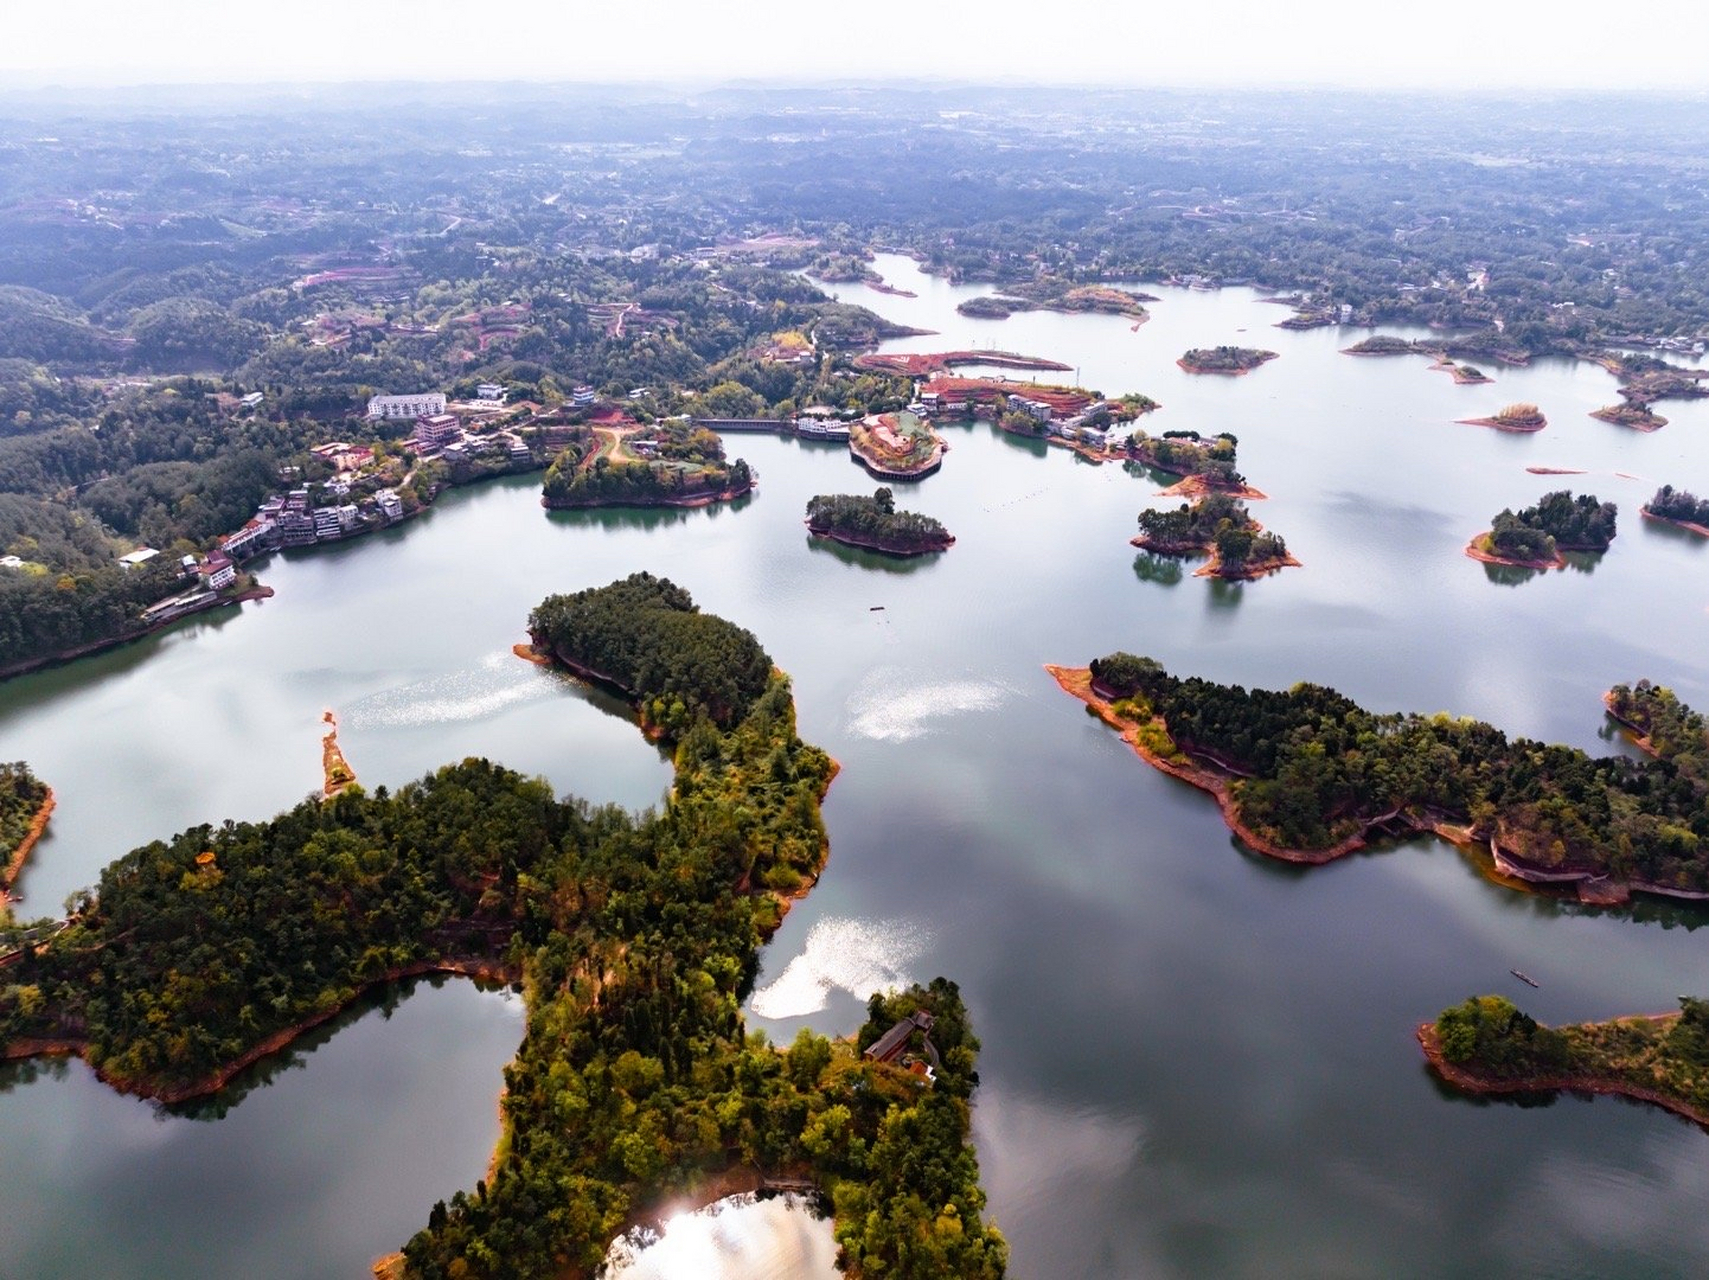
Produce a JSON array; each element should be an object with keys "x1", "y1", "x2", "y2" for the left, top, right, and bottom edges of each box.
[
  {"x1": 376, "y1": 490, "x2": 404, "y2": 521},
  {"x1": 220, "y1": 518, "x2": 277, "y2": 561},
  {"x1": 367, "y1": 392, "x2": 446, "y2": 420},
  {"x1": 118, "y1": 548, "x2": 159, "y2": 569},
  {"x1": 413, "y1": 413, "x2": 462, "y2": 452},
  {"x1": 199, "y1": 552, "x2": 236, "y2": 592}
]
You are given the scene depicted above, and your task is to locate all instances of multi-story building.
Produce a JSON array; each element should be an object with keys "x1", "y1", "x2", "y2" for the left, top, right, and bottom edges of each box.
[
  {"x1": 221, "y1": 518, "x2": 277, "y2": 561},
  {"x1": 199, "y1": 552, "x2": 237, "y2": 592},
  {"x1": 367, "y1": 392, "x2": 446, "y2": 420},
  {"x1": 571, "y1": 384, "x2": 596, "y2": 407},
  {"x1": 277, "y1": 511, "x2": 318, "y2": 547},
  {"x1": 413, "y1": 413, "x2": 462, "y2": 452}
]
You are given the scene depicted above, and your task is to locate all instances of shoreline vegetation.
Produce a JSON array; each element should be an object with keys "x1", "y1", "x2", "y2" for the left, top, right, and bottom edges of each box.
[
  {"x1": 320, "y1": 711, "x2": 357, "y2": 799},
  {"x1": 1, "y1": 574, "x2": 1005, "y2": 1278},
  {"x1": 955, "y1": 282, "x2": 1153, "y2": 323},
  {"x1": 1420, "y1": 998, "x2": 1709, "y2": 1133},
  {"x1": 805, "y1": 489, "x2": 954, "y2": 557},
  {"x1": 1049, "y1": 657, "x2": 1709, "y2": 905},
  {"x1": 851, "y1": 349, "x2": 1072, "y2": 377},
  {"x1": 1131, "y1": 493, "x2": 1297, "y2": 581},
  {"x1": 1122, "y1": 429, "x2": 1259, "y2": 497},
  {"x1": 1177, "y1": 345, "x2": 1278, "y2": 375},
  {"x1": 1458, "y1": 401, "x2": 1548, "y2": 432},
  {"x1": 1591, "y1": 403, "x2": 1669, "y2": 431},
  {"x1": 1641, "y1": 485, "x2": 1709, "y2": 538},
  {"x1": 1466, "y1": 490, "x2": 1618, "y2": 570},
  {"x1": 541, "y1": 419, "x2": 755, "y2": 510},
  {"x1": 0, "y1": 766, "x2": 55, "y2": 908}
]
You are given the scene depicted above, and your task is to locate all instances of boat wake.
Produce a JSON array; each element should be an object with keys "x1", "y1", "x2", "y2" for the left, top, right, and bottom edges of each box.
[{"x1": 342, "y1": 652, "x2": 552, "y2": 728}]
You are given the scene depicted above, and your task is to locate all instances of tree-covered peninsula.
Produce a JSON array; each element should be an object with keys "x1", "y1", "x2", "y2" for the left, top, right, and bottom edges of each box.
[
  {"x1": 0, "y1": 761, "x2": 53, "y2": 907},
  {"x1": 1048, "y1": 656, "x2": 1709, "y2": 901},
  {"x1": 541, "y1": 419, "x2": 753, "y2": 509},
  {"x1": 1132, "y1": 493, "x2": 1296, "y2": 580},
  {"x1": 1121, "y1": 429, "x2": 1257, "y2": 496},
  {"x1": 1177, "y1": 346, "x2": 1278, "y2": 375},
  {"x1": 1469, "y1": 490, "x2": 1618, "y2": 568},
  {"x1": 805, "y1": 488, "x2": 954, "y2": 556},
  {"x1": 1643, "y1": 484, "x2": 1709, "y2": 536},
  {"x1": 1, "y1": 578, "x2": 1004, "y2": 1279},
  {"x1": 1420, "y1": 995, "x2": 1709, "y2": 1131}
]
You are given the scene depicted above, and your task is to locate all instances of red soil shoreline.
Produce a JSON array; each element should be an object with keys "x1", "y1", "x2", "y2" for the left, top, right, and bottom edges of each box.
[
  {"x1": 1, "y1": 955, "x2": 521, "y2": 1105},
  {"x1": 1526, "y1": 467, "x2": 1587, "y2": 476},
  {"x1": 2, "y1": 790, "x2": 55, "y2": 898},
  {"x1": 1416, "y1": 1021, "x2": 1709, "y2": 1132},
  {"x1": 1457, "y1": 414, "x2": 1547, "y2": 433},
  {"x1": 1591, "y1": 405, "x2": 1668, "y2": 432},
  {"x1": 1641, "y1": 507, "x2": 1709, "y2": 538},
  {"x1": 1156, "y1": 474, "x2": 1268, "y2": 500},
  {"x1": 1464, "y1": 535, "x2": 1566, "y2": 571}
]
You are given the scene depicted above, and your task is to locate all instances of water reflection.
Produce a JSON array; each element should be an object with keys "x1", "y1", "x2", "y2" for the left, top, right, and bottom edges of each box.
[
  {"x1": 603, "y1": 1194, "x2": 836, "y2": 1280},
  {"x1": 1132, "y1": 551, "x2": 1186, "y2": 586},
  {"x1": 803, "y1": 535, "x2": 940, "y2": 574}
]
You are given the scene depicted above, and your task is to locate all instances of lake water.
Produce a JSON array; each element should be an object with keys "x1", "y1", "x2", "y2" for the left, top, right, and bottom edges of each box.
[{"x1": 3, "y1": 252, "x2": 1709, "y2": 1277}]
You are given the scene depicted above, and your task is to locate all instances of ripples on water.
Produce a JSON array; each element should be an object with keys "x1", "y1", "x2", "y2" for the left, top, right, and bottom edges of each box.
[
  {"x1": 343, "y1": 652, "x2": 551, "y2": 728},
  {"x1": 750, "y1": 916, "x2": 931, "y2": 1019},
  {"x1": 603, "y1": 1194, "x2": 837, "y2": 1280},
  {"x1": 844, "y1": 668, "x2": 1011, "y2": 742}
]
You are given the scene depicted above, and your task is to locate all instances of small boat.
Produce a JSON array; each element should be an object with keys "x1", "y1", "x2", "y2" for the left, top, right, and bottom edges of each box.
[
  {"x1": 869, "y1": 605, "x2": 885, "y2": 611},
  {"x1": 1510, "y1": 969, "x2": 1540, "y2": 988}
]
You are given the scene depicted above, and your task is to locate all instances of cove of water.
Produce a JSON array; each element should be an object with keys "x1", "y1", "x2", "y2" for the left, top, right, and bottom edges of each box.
[{"x1": 4, "y1": 251, "x2": 1708, "y2": 1277}]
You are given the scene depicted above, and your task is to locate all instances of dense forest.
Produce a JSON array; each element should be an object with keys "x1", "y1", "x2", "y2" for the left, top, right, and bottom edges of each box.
[
  {"x1": 1, "y1": 584, "x2": 1002, "y2": 1278},
  {"x1": 1646, "y1": 484, "x2": 1709, "y2": 529},
  {"x1": 1480, "y1": 490, "x2": 1618, "y2": 562},
  {"x1": 805, "y1": 488, "x2": 953, "y2": 555},
  {"x1": 540, "y1": 422, "x2": 752, "y2": 510},
  {"x1": 527, "y1": 573, "x2": 775, "y2": 734},
  {"x1": 1084, "y1": 654, "x2": 1709, "y2": 890},
  {"x1": 1429, "y1": 995, "x2": 1709, "y2": 1123},
  {"x1": 0, "y1": 760, "x2": 50, "y2": 894}
]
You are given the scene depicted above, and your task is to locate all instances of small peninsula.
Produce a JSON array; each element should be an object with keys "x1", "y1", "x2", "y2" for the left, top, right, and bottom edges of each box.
[
  {"x1": 1467, "y1": 490, "x2": 1617, "y2": 570},
  {"x1": 0, "y1": 762, "x2": 54, "y2": 909},
  {"x1": 541, "y1": 418, "x2": 754, "y2": 509},
  {"x1": 2, "y1": 574, "x2": 1005, "y2": 1279},
  {"x1": 955, "y1": 281, "x2": 1154, "y2": 323},
  {"x1": 806, "y1": 488, "x2": 954, "y2": 556},
  {"x1": 1458, "y1": 401, "x2": 1548, "y2": 432},
  {"x1": 847, "y1": 410, "x2": 945, "y2": 480},
  {"x1": 1642, "y1": 484, "x2": 1709, "y2": 537},
  {"x1": 1421, "y1": 996, "x2": 1709, "y2": 1133},
  {"x1": 1430, "y1": 356, "x2": 1492, "y2": 385},
  {"x1": 1177, "y1": 345, "x2": 1278, "y2": 375},
  {"x1": 1121, "y1": 430, "x2": 1263, "y2": 498},
  {"x1": 1048, "y1": 656, "x2": 1709, "y2": 903},
  {"x1": 1132, "y1": 493, "x2": 1297, "y2": 580}
]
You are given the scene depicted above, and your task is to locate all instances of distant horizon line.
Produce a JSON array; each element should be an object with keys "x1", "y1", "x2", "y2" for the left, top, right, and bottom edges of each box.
[{"x1": 1, "y1": 75, "x2": 1706, "y2": 102}]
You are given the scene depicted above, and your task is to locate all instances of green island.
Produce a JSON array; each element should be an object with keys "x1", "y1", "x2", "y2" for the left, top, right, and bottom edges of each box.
[
  {"x1": 955, "y1": 281, "x2": 1154, "y2": 323},
  {"x1": 1429, "y1": 357, "x2": 1492, "y2": 385},
  {"x1": 1458, "y1": 401, "x2": 1548, "y2": 432},
  {"x1": 1131, "y1": 493, "x2": 1297, "y2": 581},
  {"x1": 1046, "y1": 656, "x2": 1709, "y2": 901},
  {"x1": 0, "y1": 762, "x2": 54, "y2": 911},
  {"x1": 1591, "y1": 402, "x2": 1669, "y2": 431},
  {"x1": 1177, "y1": 346, "x2": 1278, "y2": 375},
  {"x1": 847, "y1": 410, "x2": 945, "y2": 481},
  {"x1": 1120, "y1": 430, "x2": 1262, "y2": 498},
  {"x1": 0, "y1": 575, "x2": 1004, "y2": 1279},
  {"x1": 541, "y1": 419, "x2": 754, "y2": 510},
  {"x1": 1467, "y1": 490, "x2": 1618, "y2": 570},
  {"x1": 806, "y1": 488, "x2": 954, "y2": 557},
  {"x1": 1641, "y1": 484, "x2": 1709, "y2": 537},
  {"x1": 1420, "y1": 995, "x2": 1709, "y2": 1131}
]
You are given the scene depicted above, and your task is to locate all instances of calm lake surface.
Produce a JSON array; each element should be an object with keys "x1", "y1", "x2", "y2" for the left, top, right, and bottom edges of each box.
[{"x1": 4, "y1": 252, "x2": 1709, "y2": 1277}]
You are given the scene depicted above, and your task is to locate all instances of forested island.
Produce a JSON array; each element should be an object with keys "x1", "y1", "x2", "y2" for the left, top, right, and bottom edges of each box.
[
  {"x1": 0, "y1": 576, "x2": 1004, "y2": 1279},
  {"x1": 1468, "y1": 490, "x2": 1618, "y2": 569},
  {"x1": 541, "y1": 420, "x2": 754, "y2": 509},
  {"x1": 1421, "y1": 996, "x2": 1709, "y2": 1132},
  {"x1": 1132, "y1": 494, "x2": 1296, "y2": 580},
  {"x1": 956, "y1": 281, "x2": 1153, "y2": 322},
  {"x1": 0, "y1": 762, "x2": 53, "y2": 907},
  {"x1": 1048, "y1": 656, "x2": 1709, "y2": 901},
  {"x1": 1177, "y1": 346, "x2": 1278, "y2": 375},
  {"x1": 1459, "y1": 402, "x2": 1548, "y2": 432},
  {"x1": 806, "y1": 488, "x2": 954, "y2": 556},
  {"x1": 1591, "y1": 403, "x2": 1668, "y2": 431},
  {"x1": 1642, "y1": 484, "x2": 1709, "y2": 536}
]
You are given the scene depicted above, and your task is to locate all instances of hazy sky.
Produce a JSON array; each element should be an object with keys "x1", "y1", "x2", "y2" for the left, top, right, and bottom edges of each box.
[{"x1": 4, "y1": 0, "x2": 1708, "y2": 90}]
